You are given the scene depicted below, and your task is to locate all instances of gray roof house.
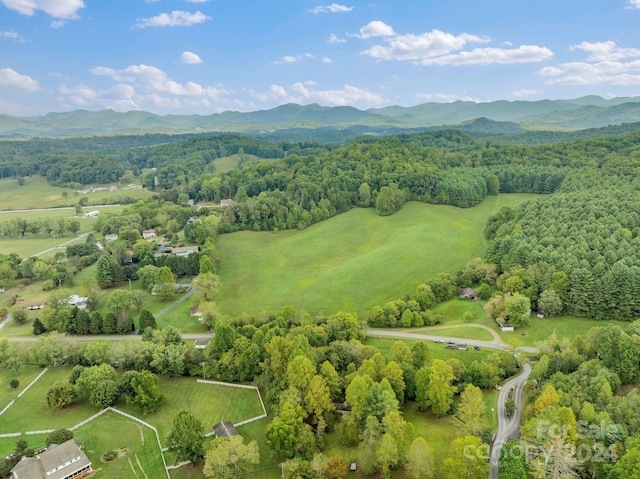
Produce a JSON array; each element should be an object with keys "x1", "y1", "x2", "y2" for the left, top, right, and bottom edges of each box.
[
  {"x1": 11, "y1": 439, "x2": 92, "y2": 479},
  {"x1": 213, "y1": 421, "x2": 239, "y2": 439}
]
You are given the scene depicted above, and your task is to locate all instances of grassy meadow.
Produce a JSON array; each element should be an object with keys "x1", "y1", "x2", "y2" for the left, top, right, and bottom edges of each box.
[
  {"x1": 0, "y1": 176, "x2": 150, "y2": 210},
  {"x1": 214, "y1": 194, "x2": 538, "y2": 319}
]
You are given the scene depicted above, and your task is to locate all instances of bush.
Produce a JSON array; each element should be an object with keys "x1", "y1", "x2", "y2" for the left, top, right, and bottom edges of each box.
[
  {"x1": 45, "y1": 429, "x2": 73, "y2": 447},
  {"x1": 10, "y1": 379, "x2": 19, "y2": 389}
]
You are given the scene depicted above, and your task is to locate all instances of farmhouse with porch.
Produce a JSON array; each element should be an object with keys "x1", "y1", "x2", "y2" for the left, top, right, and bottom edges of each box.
[{"x1": 11, "y1": 439, "x2": 92, "y2": 479}]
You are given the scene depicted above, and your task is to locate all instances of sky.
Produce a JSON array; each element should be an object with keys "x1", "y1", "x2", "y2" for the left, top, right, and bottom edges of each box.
[{"x1": 1, "y1": 0, "x2": 640, "y2": 116}]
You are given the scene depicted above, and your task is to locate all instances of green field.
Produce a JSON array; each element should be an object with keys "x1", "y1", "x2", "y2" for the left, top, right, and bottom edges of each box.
[
  {"x1": 209, "y1": 153, "x2": 270, "y2": 175},
  {"x1": 214, "y1": 194, "x2": 538, "y2": 319},
  {"x1": 0, "y1": 176, "x2": 151, "y2": 210}
]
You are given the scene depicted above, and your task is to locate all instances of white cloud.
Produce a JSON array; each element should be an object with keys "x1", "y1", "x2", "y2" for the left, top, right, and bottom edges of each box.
[
  {"x1": 363, "y1": 29, "x2": 487, "y2": 61},
  {"x1": 1, "y1": 0, "x2": 84, "y2": 18},
  {"x1": 50, "y1": 20, "x2": 65, "y2": 28},
  {"x1": 134, "y1": 10, "x2": 210, "y2": 28},
  {"x1": 181, "y1": 51, "x2": 203, "y2": 64},
  {"x1": 251, "y1": 82, "x2": 384, "y2": 106},
  {"x1": 185, "y1": 0, "x2": 210, "y2": 2},
  {"x1": 308, "y1": 3, "x2": 352, "y2": 14},
  {"x1": 0, "y1": 67, "x2": 39, "y2": 91},
  {"x1": 419, "y1": 45, "x2": 553, "y2": 66},
  {"x1": 570, "y1": 41, "x2": 640, "y2": 61},
  {"x1": 90, "y1": 64, "x2": 227, "y2": 99},
  {"x1": 513, "y1": 89, "x2": 539, "y2": 97},
  {"x1": 322, "y1": 57, "x2": 333, "y2": 63},
  {"x1": 352, "y1": 20, "x2": 395, "y2": 39},
  {"x1": 541, "y1": 40, "x2": 640, "y2": 86},
  {"x1": 628, "y1": 0, "x2": 640, "y2": 8},
  {"x1": 416, "y1": 93, "x2": 479, "y2": 103},
  {"x1": 328, "y1": 33, "x2": 346, "y2": 44},
  {"x1": 358, "y1": 23, "x2": 552, "y2": 66},
  {"x1": 0, "y1": 30, "x2": 26, "y2": 42},
  {"x1": 273, "y1": 53, "x2": 316, "y2": 64}
]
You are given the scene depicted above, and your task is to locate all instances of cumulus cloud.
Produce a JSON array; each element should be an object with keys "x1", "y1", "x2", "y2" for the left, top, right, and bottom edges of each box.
[
  {"x1": 416, "y1": 93, "x2": 479, "y2": 102},
  {"x1": 322, "y1": 57, "x2": 333, "y2": 63},
  {"x1": 0, "y1": 67, "x2": 39, "y2": 91},
  {"x1": 251, "y1": 82, "x2": 384, "y2": 106},
  {"x1": 0, "y1": 30, "x2": 26, "y2": 42},
  {"x1": 90, "y1": 64, "x2": 227, "y2": 99},
  {"x1": 59, "y1": 64, "x2": 231, "y2": 112},
  {"x1": 541, "y1": 40, "x2": 640, "y2": 86},
  {"x1": 628, "y1": 0, "x2": 640, "y2": 8},
  {"x1": 273, "y1": 53, "x2": 316, "y2": 64},
  {"x1": 352, "y1": 20, "x2": 395, "y2": 39},
  {"x1": 134, "y1": 10, "x2": 210, "y2": 28},
  {"x1": 308, "y1": 3, "x2": 352, "y2": 14},
  {"x1": 1, "y1": 0, "x2": 84, "y2": 18},
  {"x1": 513, "y1": 89, "x2": 539, "y2": 97},
  {"x1": 357, "y1": 23, "x2": 552, "y2": 66},
  {"x1": 419, "y1": 45, "x2": 553, "y2": 66},
  {"x1": 50, "y1": 20, "x2": 65, "y2": 28},
  {"x1": 181, "y1": 51, "x2": 203, "y2": 64},
  {"x1": 328, "y1": 33, "x2": 346, "y2": 44}
]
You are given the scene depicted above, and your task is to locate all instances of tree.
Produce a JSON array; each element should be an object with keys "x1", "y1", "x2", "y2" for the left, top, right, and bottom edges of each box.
[
  {"x1": 130, "y1": 290, "x2": 149, "y2": 312},
  {"x1": 129, "y1": 370, "x2": 165, "y2": 415},
  {"x1": 138, "y1": 310, "x2": 157, "y2": 331},
  {"x1": 499, "y1": 440, "x2": 528, "y2": 479},
  {"x1": 529, "y1": 436, "x2": 581, "y2": 479},
  {"x1": 10, "y1": 304, "x2": 28, "y2": 324},
  {"x1": 376, "y1": 433, "x2": 399, "y2": 479},
  {"x1": 96, "y1": 252, "x2": 119, "y2": 289},
  {"x1": 46, "y1": 381, "x2": 76, "y2": 408},
  {"x1": 504, "y1": 292, "x2": 531, "y2": 327},
  {"x1": 456, "y1": 384, "x2": 487, "y2": 435},
  {"x1": 441, "y1": 436, "x2": 490, "y2": 479},
  {"x1": 155, "y1": 266, "x2": 174, "y2": 285},
  {"x1": 538, "y1": 289, "x2": 563, "y2": 316},
  {"x1": 33, "y1": 317, "x2": 46, "y2": 335},
  {"x1": 76, "y1": 364, "x2": 119, "y2": 408},
  {"x1": 45, "y1": 429, "x2": 73, "y2": 447},
  {"x1": 427, "y1": 359, "x2": 455, "y2": 416},
  {"x1": 486, "y1": 174, "x2": 500, "y2": 195},
  {"x1": 199, "y1": 255, "x2": 215, "y2": 274},
  {"x1": 304, "y1": 375, "x2": 334, "y2": 435},
  {"x1": 102, "y1": 312, "x2": 117, "y2": 334},
  {"x1": 167, "y1": 410, "x2": 205, "y2": 463},
  {"x1": 83, "y1": 339, "x2": 110, "y2": 365},
  {"x1": 10, "y1": 379, "x2": 19, "y2": 389},
  {"x1": 202, "y1": 436, "x2": 260, "y2": 479},
  {"x1": 406, "y1": 437, "x2": 435, "y2": 479},
  {"x1": 194, "y1": 273, "x2": 220, "y2": 302}
]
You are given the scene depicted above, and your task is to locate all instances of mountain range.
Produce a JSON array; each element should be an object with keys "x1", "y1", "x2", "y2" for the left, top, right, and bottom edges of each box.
[{"x1": 1, "y1": 96, "x2": 640, "y2": 137}]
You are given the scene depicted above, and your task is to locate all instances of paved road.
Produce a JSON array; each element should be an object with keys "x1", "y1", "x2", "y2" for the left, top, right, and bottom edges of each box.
[
  {"x1": 365, "y1": 329, "x2": 539, "y2": 354},
  {"x1": 489, "y1": 363, "x2": 532, "y2": 479}
]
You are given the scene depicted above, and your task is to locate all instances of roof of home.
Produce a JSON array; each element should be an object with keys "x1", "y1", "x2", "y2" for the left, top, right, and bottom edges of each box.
[
  {"x1": 213, "y1": 421, "x2": 239, "y2": 439},
  {"x1": 12, "y1": 440, "x2": 91, "y2": 479}
]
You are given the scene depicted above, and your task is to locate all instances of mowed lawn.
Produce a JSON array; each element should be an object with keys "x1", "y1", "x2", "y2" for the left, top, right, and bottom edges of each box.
[
  {"x1": 214, "y1": 194, "x2": 537, "y2": 319},
  {"x1": 0, "y1": 176, "x2": 150, "y2": 210}
]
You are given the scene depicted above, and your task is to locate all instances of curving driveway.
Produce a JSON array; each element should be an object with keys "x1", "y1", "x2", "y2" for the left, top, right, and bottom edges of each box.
[{"x1": 489, "y1": 363, "x2": 532, "y2": 478}]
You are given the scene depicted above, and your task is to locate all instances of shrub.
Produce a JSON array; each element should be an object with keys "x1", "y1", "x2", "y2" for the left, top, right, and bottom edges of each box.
[
  {"x1": 45, "y1": 429, "x2": 73, "y2": 447},
  {"x1": 10, "y1": 379, "x2": 19, "y2": 389}
]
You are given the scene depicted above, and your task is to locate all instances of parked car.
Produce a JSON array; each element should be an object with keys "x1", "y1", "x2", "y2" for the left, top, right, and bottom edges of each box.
[
  {"x1": 444, "y1": 343, "x2": 456, "y2": 349},
  {"x1": 473, "y1": 345, "x2": 480, "y2": 350},
  {"x1": 457, "y1": 341, "x2": 467, "y2": 346},
  {"x1": 458, "y1": 347, "x2": 468, "y2": 351},
  {"x1": 434, "y1": 338, "x2": 444, "y2": 343}
]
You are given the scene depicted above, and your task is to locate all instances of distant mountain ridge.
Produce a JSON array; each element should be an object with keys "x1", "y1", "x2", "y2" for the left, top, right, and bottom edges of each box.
[{"x1": 2, "y1": 96, "x2": 640, "y2": 137}]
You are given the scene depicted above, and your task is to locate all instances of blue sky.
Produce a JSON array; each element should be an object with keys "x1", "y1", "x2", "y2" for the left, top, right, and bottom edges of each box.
[{"x1": 1, "y1": 0, "x2": 640, "y2": 115}]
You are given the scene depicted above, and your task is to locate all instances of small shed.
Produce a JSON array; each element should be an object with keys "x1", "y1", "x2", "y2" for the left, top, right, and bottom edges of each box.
[
  {"x1": 350, "y1": 462, "x2": 357, "y2": 472},
  {"x1": 500, "y1": 323, "x2": 515, "y2": 332},
  {"x1": 459, "y1": 288, "x2": 479, "y2": 300},
  {"x1": 213, "y1": 421, "x2": 239, "y2": 439}
]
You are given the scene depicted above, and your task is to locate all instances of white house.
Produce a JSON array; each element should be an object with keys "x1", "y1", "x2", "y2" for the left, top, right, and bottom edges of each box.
[
  {"x1": 142, "y1": 229, "x2": 157, "y2": 240},
  {"x1": 11, "y1": 439, "x2": 92, "y2": 479},
  {"x1": 104, "y1": 234, "x2": 118, "y2": 242},
  {"x1": 67, "y1": 295, "x2": 88, "y2": 310},
  {"x1": 84, "y1": 211, "x2": 99, "y2": 218}
]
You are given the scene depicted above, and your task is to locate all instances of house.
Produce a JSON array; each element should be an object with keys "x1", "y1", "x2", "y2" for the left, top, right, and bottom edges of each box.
[
  {"x1": 142, "y1": 229, "x2": 157, "y2": 240},
  {"x1": 186, "y1": 217, "x2": 200, "y2": 225},
  {"x1": 500, "y1": 323, "x2": 515, "y2": 332},
  {"x1": 17, "y1": 300, "x2": 45, "y2": 310},
  {"x1": 67, "y1": 295, "x2": 88, "y2": 310},
  {"x1": 459, "y1": 288, "x2": 479, "y2": 300},
  {"x1": 84, "y1": 211, "x2": 99, "y2": 218},
  {"x1": 11, "y1": 439, "x2": 92, "y2": 479},
  {"x1": 213, "y1": 421, "x2": 239, "y2": 439},
  {"x1": 104, "y1": 233, "x2": 118, "y2": 242},
  {"x1": 219, "y1": 199, "x2": 235, "y2": 208},
  {"x1": 170, "y1": 246, "x2": 199, "y2": 257}
]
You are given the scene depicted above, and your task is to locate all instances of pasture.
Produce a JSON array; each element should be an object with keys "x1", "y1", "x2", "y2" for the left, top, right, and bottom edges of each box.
[
  {"x1": 0, "y1": 176, "x2": 150, "y2": 210},
  {"x1": 214, "y1": 194, "x2": 538, "y2": 319}
]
